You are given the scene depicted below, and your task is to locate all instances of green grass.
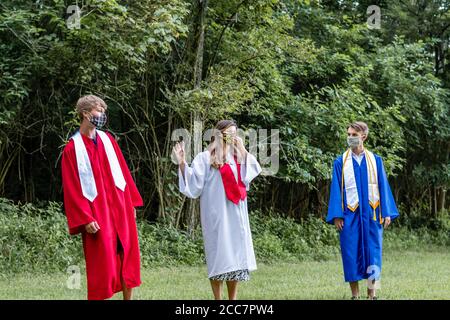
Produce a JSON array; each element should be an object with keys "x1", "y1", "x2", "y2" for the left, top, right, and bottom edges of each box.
[{"x1": 1, "y1": 247, "x2": 448, "y2": 300}]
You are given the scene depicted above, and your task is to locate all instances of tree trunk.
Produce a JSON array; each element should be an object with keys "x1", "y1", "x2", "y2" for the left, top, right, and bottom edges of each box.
[
  {"x1": 437, "y1": 187, "x2": 446, "y2": 213},
  {"x1": 186, "y1": 0, "x2": 208, "y2": 235},
  {"x1": 433, "y1": 187, "x2": 438, "y2": 216}
]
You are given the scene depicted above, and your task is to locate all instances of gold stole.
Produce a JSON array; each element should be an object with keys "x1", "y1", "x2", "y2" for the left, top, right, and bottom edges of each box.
[{"x1": 340, "y1": 149, "x2": 383, "y2": 223}]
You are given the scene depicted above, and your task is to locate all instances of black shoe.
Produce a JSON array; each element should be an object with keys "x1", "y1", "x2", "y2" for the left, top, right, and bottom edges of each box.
[
  {"x1": 351, "y1": 296, "x2": 360, "y2": 300},
  {"x1": 367, "y1": 296, "x2": 378, "y2": 300}
]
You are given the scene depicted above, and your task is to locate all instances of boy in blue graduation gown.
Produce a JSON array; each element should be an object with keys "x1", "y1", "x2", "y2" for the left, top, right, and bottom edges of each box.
[{"x1": 326, "y1": 121, "x2": 399, "y2": 300}]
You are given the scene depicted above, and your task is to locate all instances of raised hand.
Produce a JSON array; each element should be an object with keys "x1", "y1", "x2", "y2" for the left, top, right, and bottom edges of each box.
[{"x1": 172, "y1": 141, "x2": 186, "y2": 165}]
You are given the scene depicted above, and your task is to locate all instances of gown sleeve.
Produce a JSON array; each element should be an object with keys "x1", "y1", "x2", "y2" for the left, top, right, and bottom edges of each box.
[
  {"x1": 61, "y1": 143, "x2": 96, "y2": 235},
  {"x1": 240, "y1": 152, "x2": 262, "y2": 191},
  {"x1": 326, "y1": 158, "x2": 344, "y2": 224},
  {"x1": 107, "y1": 132, "x2": 144, "y2": 207},
  {"x1": 179, "y1": 151, "x2": 209, "y2": 199},
  {"x1": 376, "y1": 156, "x2": 399, "y2": 220}
]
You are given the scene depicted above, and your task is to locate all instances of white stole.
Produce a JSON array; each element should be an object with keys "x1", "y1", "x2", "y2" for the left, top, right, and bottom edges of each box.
[
  {"x1": 341, "y1": 149, "x2": 381, "y2": 221},
  {"x1": 71, "y1": 130, "x2": 126, "y2": 202}
]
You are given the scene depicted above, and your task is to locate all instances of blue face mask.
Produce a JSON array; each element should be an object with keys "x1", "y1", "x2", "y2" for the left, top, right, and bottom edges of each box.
[{"x1": 89, "y1": 113, "x2": 107, "y2": 128}]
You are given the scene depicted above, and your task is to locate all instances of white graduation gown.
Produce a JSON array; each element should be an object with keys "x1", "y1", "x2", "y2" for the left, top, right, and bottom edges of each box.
[{"x1": 178, "y1": 150, "x2": 262, "y2": 278}]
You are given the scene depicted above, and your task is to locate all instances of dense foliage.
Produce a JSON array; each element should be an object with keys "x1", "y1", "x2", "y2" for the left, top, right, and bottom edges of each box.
[
  {"x1": 1, "y1": 198, "x2": 448, "y2": 274},
  {"x1": 0, "y1": 1, "x2": 448, "y2": 229}
]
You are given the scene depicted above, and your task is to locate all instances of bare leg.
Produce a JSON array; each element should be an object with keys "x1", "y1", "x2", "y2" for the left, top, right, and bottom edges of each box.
[
  {"x1": 121, "y1": 276, "x2": 133, "y2": 300},
  {"x1": 210, "y1": 280, "x2": 223, "y2": 300},
  {"x1": 367, "y1": 287, "x2": 376, "y2": 299},
  {"x1": 226, "y1": 281, "x2": 238, "y2": 300},
  {"x1": 350, "y1": 281, "x2": 359, "y2": 298},
  {"x1": 119, "y1": 249, "x2": 132, "y2": 300},
  {"x1": 367, "y1": 278, "x2": 378, "y2": 299}
]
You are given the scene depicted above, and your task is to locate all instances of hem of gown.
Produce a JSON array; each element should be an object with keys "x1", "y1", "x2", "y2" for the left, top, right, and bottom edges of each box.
[
  {"x1": 344, "y1": 275, "x2": 370, "y2": 282},
  {"x1": 68, "y1": 220, "x2": 95, "y2": 235},
  {"x1": 326, "y1": 215, "x2": 343, "y2": 225},
  {"x1": 208, "y1": 265, "x2": 257, "y2": 279},
  {"x1": 133, "y1": 200, "x2": 144, "y2": 207},
  {"x1": 382, "y1": 213, "x2": 399, "y2": 221}
]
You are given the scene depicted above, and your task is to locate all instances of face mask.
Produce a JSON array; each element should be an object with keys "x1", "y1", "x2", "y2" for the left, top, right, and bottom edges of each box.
[
  {"x1": 347, "y1": 136, "x2": 361, "y2": 148},
  {"x1": 222, "y1": 133, "x2": 235, "y2": 144},
  {"x1": 89, "y1": 113, "x2": 107, "y2": 128}
]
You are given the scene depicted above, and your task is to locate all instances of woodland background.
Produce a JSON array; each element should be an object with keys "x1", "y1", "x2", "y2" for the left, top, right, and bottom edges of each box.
[{"x1": 0, "y1": 0, "x2": 449, "y2": 233}]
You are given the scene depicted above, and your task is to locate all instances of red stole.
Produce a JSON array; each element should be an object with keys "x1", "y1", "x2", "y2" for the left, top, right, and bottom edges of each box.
[{"x1": 219, "y1": 155, "x2": 247, "y2": 204}]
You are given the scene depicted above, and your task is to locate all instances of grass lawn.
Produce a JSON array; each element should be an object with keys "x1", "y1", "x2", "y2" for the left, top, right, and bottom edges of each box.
[{"x1": 1, "y1": 247, "x2": 448, "y2": 300}]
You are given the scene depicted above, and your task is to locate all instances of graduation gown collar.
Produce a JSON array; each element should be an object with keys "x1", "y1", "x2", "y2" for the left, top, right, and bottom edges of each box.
[
  {"x1": 341, "y1": 148, "x2": 381, "y2": 221},
  {"x1": 71, "y1": 129, "x2": 126, "y2": 202}
]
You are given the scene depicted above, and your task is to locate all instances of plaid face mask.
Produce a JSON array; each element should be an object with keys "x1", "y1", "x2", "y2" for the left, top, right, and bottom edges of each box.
[{"x1": 89, "y1": 113, "x2": 107, "y2": 128}]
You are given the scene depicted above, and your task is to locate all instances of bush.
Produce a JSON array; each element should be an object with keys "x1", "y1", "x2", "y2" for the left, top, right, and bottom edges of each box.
[
  {"x1": 138, "y1": 222, "x2": 205, "y2": 268},
  {"x1": 0, "y1": 199, "x2": 82, "y2": 274},
  {"x1": 0, "y1": 198, "x2": 448, "y2": 274},
  {"x1": 250, "y1": 211, "x2": 340, "y2": 262}
]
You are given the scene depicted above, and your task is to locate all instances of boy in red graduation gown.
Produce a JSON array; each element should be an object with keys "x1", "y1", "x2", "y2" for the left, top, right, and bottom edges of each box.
[{"x1": 61, "y1": 95, "x2": 143, "y2": 300}]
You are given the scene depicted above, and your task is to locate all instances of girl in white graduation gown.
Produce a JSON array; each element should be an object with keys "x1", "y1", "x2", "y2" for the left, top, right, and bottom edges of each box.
[{"x1": 173, "y1": 120, "x2": 262, "y2": 300}]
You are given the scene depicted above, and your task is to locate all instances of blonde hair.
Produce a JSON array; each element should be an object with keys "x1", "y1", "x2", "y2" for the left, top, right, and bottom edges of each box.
[
  {"x1": 76, "y1": 95, "x2": 107, "y2": 120},
  {"x1": 348, "y1": 121, "x2": 369, "y2": 137},
  {"x1": 207, "y1": 120, "x2": 244, "y2": 169}
]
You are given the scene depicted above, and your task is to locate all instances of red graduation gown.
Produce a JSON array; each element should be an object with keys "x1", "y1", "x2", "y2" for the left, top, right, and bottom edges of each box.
[{"x1": 61, "y1": 131, "x2": 143, "y2": 300}]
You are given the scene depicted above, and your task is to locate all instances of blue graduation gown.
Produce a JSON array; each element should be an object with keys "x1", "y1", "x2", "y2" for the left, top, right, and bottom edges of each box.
[{"x1": 326, "y1": 153, "x2": 399, "y2": 282}]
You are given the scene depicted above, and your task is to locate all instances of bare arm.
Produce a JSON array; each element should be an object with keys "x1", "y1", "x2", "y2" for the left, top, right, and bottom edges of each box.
[{"x1": 173, "y1": 141, "x2": 186, "y2": 179}]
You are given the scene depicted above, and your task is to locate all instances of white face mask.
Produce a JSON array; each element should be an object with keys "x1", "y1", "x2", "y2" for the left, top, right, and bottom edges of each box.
[{"x1": 347, "y1": 136, "x2": 361, "y2": 148}]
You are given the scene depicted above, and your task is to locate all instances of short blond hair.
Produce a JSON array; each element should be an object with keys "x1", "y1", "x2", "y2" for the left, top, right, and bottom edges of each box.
[
  {"x1": 76, "y1": 95, "x2": 107, "y2": 120},
  {"x1": 347, "y1": 121, "x2": 369, "y2": 136}
]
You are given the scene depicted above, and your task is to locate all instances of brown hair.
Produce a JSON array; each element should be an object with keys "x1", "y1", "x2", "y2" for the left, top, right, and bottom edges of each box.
[
  {"x1": 347, "y1": 121, "x2": 369, "y2": 137},
  {"x1": 76, "y1": 95, "x2": 107, "y2": 120},
  {"x1": 207, "y1": 119, "x2": 243, "y2": 169}
]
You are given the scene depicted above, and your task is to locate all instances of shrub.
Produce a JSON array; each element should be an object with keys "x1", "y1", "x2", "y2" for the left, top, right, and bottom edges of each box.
[{"x1": 0, "y1": 198, "x2": 448, "y2": 274}]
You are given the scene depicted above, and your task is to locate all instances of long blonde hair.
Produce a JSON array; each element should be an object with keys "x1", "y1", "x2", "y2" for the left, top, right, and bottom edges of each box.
[{"x1": 207, "y1": 120, "x2": 244, "y2": 169}]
